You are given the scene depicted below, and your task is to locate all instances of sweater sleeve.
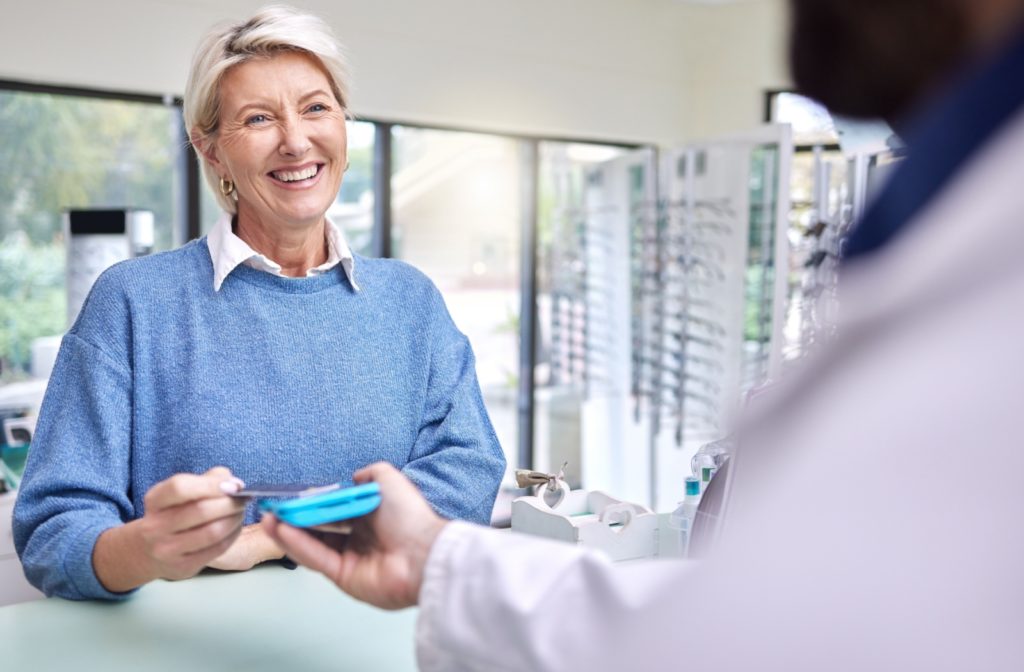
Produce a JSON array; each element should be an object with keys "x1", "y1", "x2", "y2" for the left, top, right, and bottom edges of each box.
[
  {"x1": 401, "y1": 288, "x2": 506, "y2": 525},
  {"x1": 13, "y1": 274, "x2": 137, "y2": 601}
]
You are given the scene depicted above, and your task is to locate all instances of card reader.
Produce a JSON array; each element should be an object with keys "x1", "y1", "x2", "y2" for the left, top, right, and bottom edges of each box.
[{"x1": 257, "y1": 482, "x2": 382, "y2": 528}]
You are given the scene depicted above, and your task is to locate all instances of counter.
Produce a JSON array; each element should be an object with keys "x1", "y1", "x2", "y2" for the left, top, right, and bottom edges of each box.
[
  {"x1": 0, "y1": 563, "x2": 418, "y2": 671},
  {"x1": 0, "y1": 490, "x2": 43, "y2": 605}
]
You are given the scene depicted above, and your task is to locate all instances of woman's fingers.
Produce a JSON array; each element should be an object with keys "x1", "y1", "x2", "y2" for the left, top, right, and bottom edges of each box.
[
  {"x1": 183, "y1": 521, "x2": 246, "y2": 565},
  {"x1": 134, "y1": 468, "x2": 253, "y2": 581},
  {"x1": 144, "y1": 467, "x2": 244, "y2": 511},
  {"x1": 158, "y1": 495, "x2": 248, "y2": 534},
  {"x1": 156, "y1": 511, "x2": 246, "y2": 560}
]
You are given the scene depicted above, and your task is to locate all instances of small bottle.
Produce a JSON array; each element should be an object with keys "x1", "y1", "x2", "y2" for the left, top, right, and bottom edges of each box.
[
  {"x1": 701, "y1": 465, "x2": 715, "y2": 492},
  {"x1": 692, "y1": 435, "x2": 732, "y2": 487},
  {"x1": 667, "y1": 476, "x2": 702, "y2": 557}
]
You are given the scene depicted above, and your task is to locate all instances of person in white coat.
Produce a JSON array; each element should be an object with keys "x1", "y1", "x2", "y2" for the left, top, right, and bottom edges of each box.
[{"x1": 264, "y1": 0, "x2": 1024, "y2": 669}]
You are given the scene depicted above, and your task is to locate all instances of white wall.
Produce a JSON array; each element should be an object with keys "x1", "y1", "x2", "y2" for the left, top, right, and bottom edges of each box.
[
  {"x1": 0, "y1": 0, "x2": 790, "y2": 144},
  {"x1": 680, "y1": 0, "x2": 791, "y2": 141}
]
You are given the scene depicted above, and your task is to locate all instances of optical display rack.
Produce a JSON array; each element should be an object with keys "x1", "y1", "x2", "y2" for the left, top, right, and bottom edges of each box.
[
  {"x1": 545, "y1": 127, "x2": 792, "y2": 511},
  {"x1": 785, "y1": 143, "x2": 906, "y2": 365}
]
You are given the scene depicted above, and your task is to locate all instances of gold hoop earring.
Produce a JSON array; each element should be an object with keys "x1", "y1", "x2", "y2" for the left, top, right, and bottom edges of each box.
[{"x1": 219, "y1": 178, "x2": 235, "y2": 196}]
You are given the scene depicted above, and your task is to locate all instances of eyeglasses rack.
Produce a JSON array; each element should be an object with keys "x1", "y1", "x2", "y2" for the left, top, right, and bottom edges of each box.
[
  {"x1": 591, "y1": 130, "x2": 792, "y2": 510},
  {"x1": 538, "y1": 128, "x2": 792, "y2": 511},
  {"x1": 785, "y1": 144, "x2": 906, "y2": 366},
  {"x1": 547, "y1": 202, "x2": 622, "y2": 399}
]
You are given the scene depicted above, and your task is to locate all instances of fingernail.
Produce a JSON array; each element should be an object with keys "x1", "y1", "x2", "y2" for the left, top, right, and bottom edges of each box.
[{"x1": 219, "y1": 480, "x2": 241, "y2": 494}]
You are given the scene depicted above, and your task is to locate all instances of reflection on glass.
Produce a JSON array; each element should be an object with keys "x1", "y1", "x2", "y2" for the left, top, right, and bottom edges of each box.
[
  {"x1": 781, "y1": 150, "x2": 848, "y2": 365},
  {"x1": 743, "y1": 145, "x2": 779, "y2": 388},
  {"x1": 0, "y1": 90, "x2": 180, "y2": 381},
  {"x1": 533, "y1": 142, "x2": 625, "y2": 480},
  {"x1": 330, "y1": 120, "x2": 374, "y2": 256},
  {"x1": 391, "y1": 126, "x2": 522, "y2": 473}
]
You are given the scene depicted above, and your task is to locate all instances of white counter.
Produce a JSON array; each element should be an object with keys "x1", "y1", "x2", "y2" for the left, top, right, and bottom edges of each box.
[{"x1": 0, "y1": 563, "x2": 418, "y2": 671}]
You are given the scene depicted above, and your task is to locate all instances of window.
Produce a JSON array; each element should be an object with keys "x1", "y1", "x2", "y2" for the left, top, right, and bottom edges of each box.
[
  {"x1": 768, "y1": 91, "x2": 840, "y2": 147},
  {"x1": 0, "y1": 87, "x2": 184, "y2": 382},
  {"x1": 532, "y1": 141, "x2": 627, "y2": 482},
  {"x1": 330, "y1": 120, "x2": 375, "y2": 256},
  {"x1": 390, "y1": 126, "x2": 523, "y2": 474}
]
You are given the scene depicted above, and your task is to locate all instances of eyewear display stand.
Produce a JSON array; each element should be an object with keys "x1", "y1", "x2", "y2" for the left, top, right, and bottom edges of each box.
[
  {"x1": 641, "y1": 126, "x2": 792, "y2": 511},
  {"x1": 787, "y1": 142, "x2": 905, "y2": 364},
  {"x1": 543, "y1": 127, "x2": 792, "y2": 512}
]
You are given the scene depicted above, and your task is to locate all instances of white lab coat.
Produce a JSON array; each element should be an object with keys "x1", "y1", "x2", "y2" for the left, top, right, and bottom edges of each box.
[{"x1": 413, "y1": 108, "x2": 1024, "y2": 672}]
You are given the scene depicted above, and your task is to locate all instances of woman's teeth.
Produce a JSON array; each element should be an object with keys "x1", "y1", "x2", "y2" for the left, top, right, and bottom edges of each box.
[{"x1": 273, "y1": 165, "x2": 319, "y2": 182}]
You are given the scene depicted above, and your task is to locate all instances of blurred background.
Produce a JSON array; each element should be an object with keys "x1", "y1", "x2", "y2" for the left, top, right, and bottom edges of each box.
[{"x1": 1, "y1": 0, "x2": 894, "y2": 537}]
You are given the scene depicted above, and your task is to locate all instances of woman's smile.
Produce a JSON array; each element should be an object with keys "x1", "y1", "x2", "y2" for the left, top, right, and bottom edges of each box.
[{"x1": 267, "y1": 162, "x2": 325, "y2": 189}]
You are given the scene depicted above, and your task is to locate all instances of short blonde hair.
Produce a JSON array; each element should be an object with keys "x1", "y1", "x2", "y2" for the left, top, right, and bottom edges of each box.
[{"x1": 184, "y1": 5, "x2": 351, "y2": 214}]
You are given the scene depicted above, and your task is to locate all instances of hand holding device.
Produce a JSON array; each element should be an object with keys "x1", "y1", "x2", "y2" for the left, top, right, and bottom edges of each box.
[{"x1": 261, "y1": 462, "x2": 448, "y2": 610}]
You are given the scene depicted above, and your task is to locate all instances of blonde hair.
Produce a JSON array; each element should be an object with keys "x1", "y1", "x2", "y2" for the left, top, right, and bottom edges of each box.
[{"x1": 184, "y1": 5, "x2": 351, "y2": 214}]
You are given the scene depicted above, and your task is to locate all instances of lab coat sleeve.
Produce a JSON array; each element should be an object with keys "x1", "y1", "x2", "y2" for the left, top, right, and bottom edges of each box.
[
  {"x1": 401, "y1": 287, "x2": 506, "y2": 526},
  {"x1": 416, "y1": 522, "x2": 692, "y2": 672}
]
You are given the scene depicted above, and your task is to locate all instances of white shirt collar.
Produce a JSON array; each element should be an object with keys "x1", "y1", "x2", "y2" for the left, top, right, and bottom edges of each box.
[{"x1": 206, "y1": 212, "x2": 359, "y2": 292}]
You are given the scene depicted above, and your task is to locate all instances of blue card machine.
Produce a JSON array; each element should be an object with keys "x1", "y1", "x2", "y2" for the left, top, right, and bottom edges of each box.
[{"x1": 257, "y1": 482, "x2": 382, "y2": 528}]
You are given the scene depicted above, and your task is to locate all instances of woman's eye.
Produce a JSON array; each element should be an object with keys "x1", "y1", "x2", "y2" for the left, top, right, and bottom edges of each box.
[
  {"x1": 246, "y1": 114, "x2": 268, "y2": 125},
  {"x1": 307, "y1": 103, "x2": 328, "y2": 114}
]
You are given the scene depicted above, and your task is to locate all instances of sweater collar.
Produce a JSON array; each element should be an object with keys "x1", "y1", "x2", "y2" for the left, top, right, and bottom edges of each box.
[
  {"x1": 207, "y1": 212, "x2": 359, "y2": 292},
  {"x1": 844, "y1": 23, "x2": 1024, "y2": 262}
]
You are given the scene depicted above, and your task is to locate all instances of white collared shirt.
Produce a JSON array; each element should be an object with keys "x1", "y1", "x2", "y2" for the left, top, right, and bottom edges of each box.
[{"x1": 206, "y1": 212, "x2": 359, "y2": 292}]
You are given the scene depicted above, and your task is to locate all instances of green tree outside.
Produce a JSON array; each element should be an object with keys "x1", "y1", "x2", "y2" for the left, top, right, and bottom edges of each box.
[{"x1": 0, "y1": 90, "x2": 179, "y2": 381}]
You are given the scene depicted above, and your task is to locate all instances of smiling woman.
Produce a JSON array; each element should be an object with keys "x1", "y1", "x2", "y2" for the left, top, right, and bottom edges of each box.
[
  {"x1": 195, "y1": 51, "x2": 349, "y2": 276},
  {"x1": 12, "y1": 6, "x2": 506, "y2": 602}
]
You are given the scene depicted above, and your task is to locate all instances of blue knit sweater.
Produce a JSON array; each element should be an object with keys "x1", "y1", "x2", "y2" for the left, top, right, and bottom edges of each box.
[{"x1": 13, "y1": 238, "x2": 506, "y2": 600}]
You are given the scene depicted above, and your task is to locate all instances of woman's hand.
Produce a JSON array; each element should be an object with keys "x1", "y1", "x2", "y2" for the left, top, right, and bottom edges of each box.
[
  {"x1": 262, "y1": 462, "x2": 448, "y2": 610},
  {"x1": 94, "y1": 467, "x2": 248, "y2": 592},
  {"x1": 207, "y1": 524, "x2": 285, "y2": 571}
]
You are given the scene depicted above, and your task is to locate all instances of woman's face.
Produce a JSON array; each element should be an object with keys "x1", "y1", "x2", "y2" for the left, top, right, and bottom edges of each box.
[{"x1": 209, "y1": 51, "x2": 347, "y2": 230}]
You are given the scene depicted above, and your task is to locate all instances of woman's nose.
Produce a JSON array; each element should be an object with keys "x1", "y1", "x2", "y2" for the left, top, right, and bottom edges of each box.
[{"x1": 278, "y1": 118, "x2": 312, "y2": 156}]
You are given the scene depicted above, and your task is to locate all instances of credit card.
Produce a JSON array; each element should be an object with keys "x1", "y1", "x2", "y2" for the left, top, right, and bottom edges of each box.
[{"x1": 230, "y1": 483, "x2": 342, "y2": 499}]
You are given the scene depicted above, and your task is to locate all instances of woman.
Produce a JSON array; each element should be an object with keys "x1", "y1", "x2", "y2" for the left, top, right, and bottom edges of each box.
[{"x1": 13, "y1": 6, "x2": 505, "y2": 601}]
